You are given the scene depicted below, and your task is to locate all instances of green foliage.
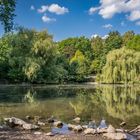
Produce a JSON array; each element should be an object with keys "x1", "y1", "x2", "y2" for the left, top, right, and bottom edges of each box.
[
  {"x1": 0, "y1": 29, "x2": 139, "y2": 84},
  {"x1": 69, "y1": 50, "x2": 88, "y2": 81},
  {"x1": 126, "y1": 35, "x2": 140, "y2": 51},
  {"x1": 100, "y1": 48, "x2": 140, "y2": 84},
  {"x1": 58, "y1": 37, "x2": 92, "y2": 81},
  {"x1": 0, "y1": 28, "x2": 66, "y2": 83},
  {"x1": 105, "y1": 31, "x2": 122, "y2": 53},
  {"x1": 122, "y1": 31, "x2": 135, "y2": 46},
  {"x1": 0, "y1": 0, "x2": 16, "y2": 32},
  {"x1": 90, "y1": 36, "x2": 105, "y2": 73}
]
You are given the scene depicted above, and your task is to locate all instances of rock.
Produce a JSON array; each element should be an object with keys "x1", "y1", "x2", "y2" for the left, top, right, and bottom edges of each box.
[
  {"x1": 4, "y1": 117, "x2": 26, "y2": 127},
  {"x1": 74, "y1": 125, "x2": 83, "y2": 132},
  {"x1": 73, "y1": 117, "x2": 80, "y2": 123},
  {"x1": 97, "y1": 128, "x2": 107, "y2": 133},
  {"x1": 25, "y1": 116, "x2": 32, "y2": 120},
  {"x1": 137, "y1": 135, "x2": 140, "y2": 140},
  {"x1": 53, "y1": 121, "x2": 63, "y2": 127},
  {"x1": 34, "y1": 131, "x2": 42, "y2": 135},
  {"x1": 116, "y1": 129, "x2": 124, "y2": 133},
  {"x1": 37, "y1": 121, "x2": 46, "y2": 126},
  {"x1": 120, "y1": 122, "x2": 126, "y2": 127},
  {"x1": 34, "y1": 116, "x2": 41, "y2": 122},
  {"x1": 0, "y1": 125, "x2": 10, "y2": 130},
  {"x1": 68, "y1": 124, "x2": 76, "y2": 130},
  {"x1": 107, "y1": 125, "x2": 116, "y2": 133},
  {"x1": 23, "y1": 123, "x2": 39, "y2": 130},
  {"x1": 47, "y1": 117, "x2": 55, "y2": 123},
  {"x1": 84, "y1": 128, "x2": 96, "y2": 135},
  {"x1": 103, "y1": 132, "x2": 127, "y2": 140},
  {"x1": 46, "y1": 132, "x2": 54, "y2": 136},
  {"x1": 98, "y1": 119, "x2": 107, "y2": 129},
  {"x1": 82, "y1": 125, "x2": 88, "y2": 129},
  {"x1": 130, "y1": 125, "x2": 140, "y2": 133},
  {"x1": 88, "y1": 120, "x2": 97, "y2": 129}
]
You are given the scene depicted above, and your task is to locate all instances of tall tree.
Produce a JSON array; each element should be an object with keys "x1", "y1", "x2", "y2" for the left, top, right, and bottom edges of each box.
[
  {"x1": 122, "y1": 31, "x2": 135, "y2": 46},
  {"x1": 0, "y1": 0, "x2": 16, "y2": 32},
  {"x1": 105, "y1": 31, "x2": 122, "y2": 53}
]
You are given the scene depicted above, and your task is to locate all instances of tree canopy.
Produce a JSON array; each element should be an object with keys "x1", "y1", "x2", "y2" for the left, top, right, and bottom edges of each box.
[{"x1": 0, "y1": 0, "x2": 16, "y2": 32}]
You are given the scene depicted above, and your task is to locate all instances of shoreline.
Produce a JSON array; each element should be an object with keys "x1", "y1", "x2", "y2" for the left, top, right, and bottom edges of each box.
[
  {"x1": 0, "y1": 117, "x2": 139, "y2": 140},
  {"x1": 0, "y1": 129, "x2": 108, "y2": 140}
]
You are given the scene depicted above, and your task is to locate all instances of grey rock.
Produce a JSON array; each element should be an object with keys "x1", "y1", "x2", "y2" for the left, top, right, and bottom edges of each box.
[
  {"x1": 74, "y1": 125, "x2": 83, "y2": 132},
  {"x1": 98, "y1": 119, "x2": 107, "y2": 129},
  {"x1": 84, "y1": 128, "x2": 96, "y2": 135},
  {"x1": 46, "y1": 132, "x2": 54, "y2": 136},
  {"x1": 53, "y1": 121, "x2": 63, "y2": 127},
  {"x1": 4, "y1": 117, "x2": 26, "y2": 127},
  {"x1": 34, "y1": 131, "x2": 42, "y2": 135},
  {"x1": 68, "y1": 124, "x2": 76, "y2": 130},
  {"x1": 37, "y1": 121, "x2": 46, "y2": 126},
  {"x1": 120, "y1": 122, "x2": 126, "y2": 127},
  {"x1": 23, "y1": 123, "x2": 39, "y2": 130},
  {"x1": 88, "y1": 120, "x2": 97, "y2": 129},
  {"x1": 103, "y1": 132, "x2": 127, "y2": 140},
  {"x1": 107, "y1": 125, "x2": 116, "y2": 133},
  {"x1": 73, "y1": 117, "x2": 81, "y2": 123}
]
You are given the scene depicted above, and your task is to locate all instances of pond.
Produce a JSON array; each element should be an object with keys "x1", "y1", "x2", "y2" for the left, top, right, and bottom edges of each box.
[{"x1": 0, "y1": 84, "x2": 139, "y2": 131}]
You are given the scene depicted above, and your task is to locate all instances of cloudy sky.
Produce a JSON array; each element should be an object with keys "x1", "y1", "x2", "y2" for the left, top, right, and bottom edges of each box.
[{"x1": 0, "y1": 0, "x2": 140, "y2": 40}]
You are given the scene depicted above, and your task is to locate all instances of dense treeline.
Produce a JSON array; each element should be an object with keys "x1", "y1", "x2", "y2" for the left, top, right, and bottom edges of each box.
[{"x1": 0, "y1": 28, "x2": 140, "y2": 84}]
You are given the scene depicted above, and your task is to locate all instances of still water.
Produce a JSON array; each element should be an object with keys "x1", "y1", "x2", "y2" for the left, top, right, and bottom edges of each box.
[{"x1": 0, "y1": 84, "x2": 139, "y2": 130}]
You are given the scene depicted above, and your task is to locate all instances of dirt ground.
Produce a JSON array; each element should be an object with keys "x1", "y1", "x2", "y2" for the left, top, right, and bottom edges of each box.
[{"x1": 0, "y1": 130, "x2": 108, "y2": 140}]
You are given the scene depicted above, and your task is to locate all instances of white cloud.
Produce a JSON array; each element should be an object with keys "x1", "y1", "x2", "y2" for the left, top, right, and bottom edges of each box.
[
  {"x1": 89, "y1": 0, "x2": 140, "y2": 22},
  {"x1": 42, "y1": 14, "x2": 56, "y2": 23},
  {"x1": 102, "y1": 24, "x2": 113, "y2": 29},
  {"x1": 48, "y1": 4, "x2": 69, "y2": 15},
  {"x1": 102, "y1": 34, "x2": 109, "y2": 39},
  {"x1": 38, "y1": 4, "x2": 69, "y2": 15},
  {"x1": 91, "y1": 34, "x2": 99, "y2": 38},
  {"x1": 136, "y1": 21, "x2": 140, "y2": 26},
  {"x1": 38, "y1": 5, "x2": 48, "y2": 13},
  {"x1": 91, "y1": 34, "x2": 109, "y2": 39},
  {"x1": 128, "y1": 10, "x2": 140, "y2": 21},
  {"x1": 30, "y1": 5, "x2": 35, "y2": 10},
  {"x1": 89, "y1": 7, "x2": 100, "y2": 15}
]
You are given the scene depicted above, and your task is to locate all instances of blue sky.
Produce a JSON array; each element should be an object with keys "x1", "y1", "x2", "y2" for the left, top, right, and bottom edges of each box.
[{"x1": 0, "y1": 0, "x2": 140, "y2": 41}]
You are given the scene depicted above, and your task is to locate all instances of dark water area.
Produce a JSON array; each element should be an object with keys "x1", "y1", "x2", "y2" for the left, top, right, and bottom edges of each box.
[{"x1": 0, "y1": 84, "x2": 139, "y2": 131}]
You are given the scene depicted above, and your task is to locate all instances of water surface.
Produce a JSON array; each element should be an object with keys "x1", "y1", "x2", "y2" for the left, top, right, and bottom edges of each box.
[{"x1": 0, "y1": 84, "x2": 139, "y2": 130}]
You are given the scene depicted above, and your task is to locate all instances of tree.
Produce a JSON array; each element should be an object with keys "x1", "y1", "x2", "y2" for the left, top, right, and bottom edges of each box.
[
  {"x1": 100, "y1": 48, "x2": 140, "y2": 84},
  {"x1": 69, "y1": 50, "x2": 88, "y2": 81},
  {"x1": 122, "y1": 31, "x2": 135, "y2": 46},
  {"x1": 58, "y1": 37, "x2": 92, "y2": 60},
  {"x1": 90, "y1": 36, "x2": 105, "y2": 73},
  {"x1": 126, "y1": 35, "x2": 140, "y2": 51},
  {"x1": 0, "y1": 0, "x2": 16, "y2": 32},
  {"x1": 104, "y1": 31, "x2": 122, "y2": 53}
]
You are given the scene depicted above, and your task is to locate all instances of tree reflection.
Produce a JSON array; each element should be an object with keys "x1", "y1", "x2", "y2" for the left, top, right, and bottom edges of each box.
[
  {"x1": 101, "y1": 86, "x2": 140, "y2": 120},
  {"x1": 70, "y1": 86, "x2": 140, "y2": 122},
  {"x1": 23, "y1": 89, "x2": 37, "y2": 104}
]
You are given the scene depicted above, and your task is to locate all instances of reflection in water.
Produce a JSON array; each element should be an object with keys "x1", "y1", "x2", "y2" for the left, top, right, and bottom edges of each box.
[
  {"x1": 24, "y1": 89, "x2": 37, "y2": 104},
  {"x1": 100, "y1": 86, "x2": 140, "y2": 121},
  {"x1": 0, "y1": 85, "x2": 139, "y2": 129}
]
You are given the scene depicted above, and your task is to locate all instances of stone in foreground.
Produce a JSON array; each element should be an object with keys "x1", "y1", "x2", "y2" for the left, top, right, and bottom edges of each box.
[
  {"x1": 46, "y1": 132, "x2": 54, "y2": 136},
  {"x1": 74, "y1": 125, "x2": 83, "y2": 132},
  {"x1": 23, "y1": 123, "x2": 39, "y2": 130},
  {"x1": 84, "y1": 128, "x2": 96, "y2": 135},
  {"x1": 103, "y1": 132, "x2": 127, "y2": 140},
  {"x1": 73, "y1": 117, "x2": 81, "y2": 123},
  {"x1": 53, "y1": 121, "x2": 63, "y2": 127}
]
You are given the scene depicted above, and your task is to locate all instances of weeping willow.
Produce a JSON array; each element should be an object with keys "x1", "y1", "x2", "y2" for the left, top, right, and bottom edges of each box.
[{"x1": 100, "y1": 48, "x2": 140, "y2": 84}]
